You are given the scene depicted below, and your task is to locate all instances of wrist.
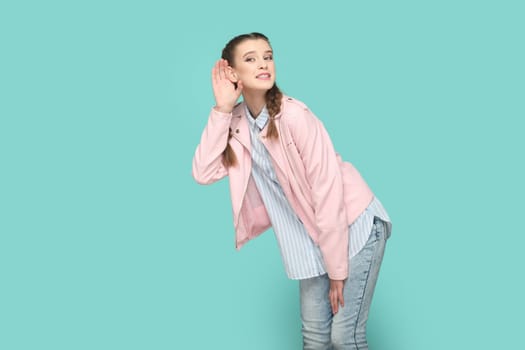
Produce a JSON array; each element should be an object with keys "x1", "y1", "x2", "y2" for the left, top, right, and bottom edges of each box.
[{"x1": 214, "y1": 105, "x2": 234, "y2": 113}]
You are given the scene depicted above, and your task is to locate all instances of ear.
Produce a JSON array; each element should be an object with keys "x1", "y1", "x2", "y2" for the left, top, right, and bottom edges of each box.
[{"x1": 226, "y1": 66, "x2": 238, "y2": 83}]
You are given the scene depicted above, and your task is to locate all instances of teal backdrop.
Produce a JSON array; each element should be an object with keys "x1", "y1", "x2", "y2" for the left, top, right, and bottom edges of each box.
[{"x1": 1, "y1": 1, "x2": 524, "y2": 349}]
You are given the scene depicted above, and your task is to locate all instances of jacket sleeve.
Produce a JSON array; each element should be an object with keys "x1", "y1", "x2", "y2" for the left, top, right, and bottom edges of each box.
[
  {"x1": 192, "y1": 108, "x2": 231, "y2": 185},
  {"x1": 289, "y1": 106, "x2": 349, "y2": 280}
]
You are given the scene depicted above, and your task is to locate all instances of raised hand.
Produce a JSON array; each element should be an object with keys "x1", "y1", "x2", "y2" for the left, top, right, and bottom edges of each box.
[{"x1": 211, "y1": 59, "x2": 243, "y2": 113}]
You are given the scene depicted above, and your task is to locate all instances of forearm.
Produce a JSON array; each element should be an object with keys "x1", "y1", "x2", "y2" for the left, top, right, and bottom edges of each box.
[
  {"x1": 318, "y1": 226, "x2": 349, "y2": 280},
  {"x1": 192, "y1": 108, "x2": 232, "y2": 184}
]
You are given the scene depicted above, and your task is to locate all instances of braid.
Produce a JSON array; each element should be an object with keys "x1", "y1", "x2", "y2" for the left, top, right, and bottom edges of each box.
[
  {"x1": 222, "y1": 129, "x2": 237, "y2": 168},
  {"x1": 265, "y1": 84, "x2": 282, "y2": 140}
]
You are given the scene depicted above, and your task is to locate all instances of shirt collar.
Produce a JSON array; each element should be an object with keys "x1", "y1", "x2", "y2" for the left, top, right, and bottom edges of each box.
[{"x1": 245, "y1": 104, "x2": 269, "y2": 131}]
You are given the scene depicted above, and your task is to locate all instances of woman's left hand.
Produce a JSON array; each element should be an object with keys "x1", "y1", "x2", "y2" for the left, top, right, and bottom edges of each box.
[{"x1": 329, "y1": 279, "x2": 345, "y2": 314}]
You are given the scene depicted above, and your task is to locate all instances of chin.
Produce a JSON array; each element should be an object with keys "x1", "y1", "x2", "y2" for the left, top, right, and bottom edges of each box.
[
  {"x1": 257, "y1": 81, "x2": 276, "y2": 90},
  {"x1": 245, "y1": 83, "x2": 275, "y2": 93}
]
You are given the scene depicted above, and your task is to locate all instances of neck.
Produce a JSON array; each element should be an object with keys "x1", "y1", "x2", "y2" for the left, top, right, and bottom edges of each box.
[{"x1": 242, "y1": 90, "x2": 267, "y2": 118}]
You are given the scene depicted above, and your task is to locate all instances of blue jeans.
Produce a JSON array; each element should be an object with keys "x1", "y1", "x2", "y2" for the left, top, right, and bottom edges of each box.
[{"x1": 299, "y1": 217, "x2": 389, "y2": 350}]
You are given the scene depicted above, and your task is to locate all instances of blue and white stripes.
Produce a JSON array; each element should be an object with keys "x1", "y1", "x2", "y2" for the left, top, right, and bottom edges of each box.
[
  {"x1": 348, "y1": 197, "x2": 391, "y2": 259},
  {"x1": 246, "y1": 105, "x2": 391, "y2": 280}
]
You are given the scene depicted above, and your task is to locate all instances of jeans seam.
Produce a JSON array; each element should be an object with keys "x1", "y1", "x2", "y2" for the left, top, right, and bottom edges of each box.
[{"x1": 353, "y1": 234, "x2": 378, "y2": 349}]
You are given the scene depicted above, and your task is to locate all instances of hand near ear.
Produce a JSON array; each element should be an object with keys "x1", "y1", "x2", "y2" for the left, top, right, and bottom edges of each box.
[{"x1": 211, "y1": 59, "x2": 243, "y2": 113}]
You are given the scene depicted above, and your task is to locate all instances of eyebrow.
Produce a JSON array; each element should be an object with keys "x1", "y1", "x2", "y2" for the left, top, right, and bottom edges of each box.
[{"x1": 242, "y1": 50, "x2": 273, "y2": 58}]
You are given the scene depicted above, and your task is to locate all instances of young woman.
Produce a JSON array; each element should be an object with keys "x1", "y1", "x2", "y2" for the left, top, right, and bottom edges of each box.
[{"x1": 192, "y1": 32, "x2": 392, "y2": 350}]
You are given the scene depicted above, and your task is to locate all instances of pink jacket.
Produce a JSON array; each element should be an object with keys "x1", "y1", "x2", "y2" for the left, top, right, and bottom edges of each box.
[{"x1": 192, "y1": 96, "x2": 374, "y2": 280}]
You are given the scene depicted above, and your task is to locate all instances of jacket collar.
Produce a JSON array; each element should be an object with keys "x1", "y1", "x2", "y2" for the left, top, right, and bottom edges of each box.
[
  {"x1": 229, "y1": 98, "x2": 290, "y2": 179},
  {"x1": 230, "y1": 103, "x2": 251, "y2": 151},
  {"x1": 231, "y1": 99, "x2": 279, "y2": 148},
  {"x1": 245, "y1": 105, "x2": 269, "y2": 130}
]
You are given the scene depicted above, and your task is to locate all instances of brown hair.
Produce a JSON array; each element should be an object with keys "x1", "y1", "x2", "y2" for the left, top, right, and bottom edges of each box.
[{"x1": 221, "y1": 32, "x2": 283, "y2": 167}]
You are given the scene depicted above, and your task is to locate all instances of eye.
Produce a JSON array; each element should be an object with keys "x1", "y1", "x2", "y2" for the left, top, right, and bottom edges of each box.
[
  {"x1": 244, "y1": 57, "x2": 255, "y2": 62},
  {"x1": 264, "y1": 55, "x2": 273, "y2": 61}
]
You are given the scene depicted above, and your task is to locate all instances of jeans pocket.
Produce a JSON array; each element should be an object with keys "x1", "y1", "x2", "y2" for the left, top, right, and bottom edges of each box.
[
  {"x1": 367, "y1": 217, "x2": 385, "y2": 244},
  {"x1": 365, "y1": 225, "x2": 380, "y2": 246}
]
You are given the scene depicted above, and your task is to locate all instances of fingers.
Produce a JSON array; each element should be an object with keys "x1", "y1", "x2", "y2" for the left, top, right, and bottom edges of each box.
[
  {"x1": 211, "y1": 59, "x2": 240, "y2": 109},
  {"x1": 329, "y1": 279, "x2": 345, "y2": 314},
  {"x1": 212, "y1": 60, "x2": 220, "y2": 87},
  {"x1": 338, "y1": 285, "x2": 345, "y2": 309},
  {"x1": 218, "y1": 59, "x2": 226, "y2": 81},
  {"x1": 212, "y1": 59, "x2": 234, "y2": 85},
  {"x1": 330, "y1": 289, "x2": 341, "y2": 314},
  {"x1": 330, "y1": 289, "x2": 337, "y2": 314},
  {"x1": 211, "y1": 59, "x2": 223, "y2": 80}
]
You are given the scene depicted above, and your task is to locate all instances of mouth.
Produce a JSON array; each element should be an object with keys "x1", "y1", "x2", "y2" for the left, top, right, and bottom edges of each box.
[{"x1": 256, "y1": 73, "x2": 272, "y2": 80}]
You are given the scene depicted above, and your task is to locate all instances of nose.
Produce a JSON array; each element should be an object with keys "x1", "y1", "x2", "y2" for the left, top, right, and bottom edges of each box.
[{"x1": 258, "y1": 58, "x2": 268, "y2": 69}]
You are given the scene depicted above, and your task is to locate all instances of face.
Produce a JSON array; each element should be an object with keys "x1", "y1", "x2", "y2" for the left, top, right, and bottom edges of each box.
[{"x1": 229, "y1": 39, "x2": 276, "y2": 92}]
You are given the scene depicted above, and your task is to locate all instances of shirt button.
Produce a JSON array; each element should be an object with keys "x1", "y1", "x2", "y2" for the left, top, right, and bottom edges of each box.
[{"x1": 235, "y1": 129, "x2": 239, "y2": 133}]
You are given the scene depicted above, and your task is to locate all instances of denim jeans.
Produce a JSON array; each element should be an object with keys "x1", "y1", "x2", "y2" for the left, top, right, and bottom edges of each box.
[{"x1": 299, "y1": 217, "x2": 389, "y2": 350}]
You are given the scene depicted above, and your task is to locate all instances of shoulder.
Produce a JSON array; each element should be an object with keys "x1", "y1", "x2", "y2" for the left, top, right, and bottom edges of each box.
[
  {"x1": 278, "y1": 96, "x2": 323, "y2": 144},
  {"x1": 281, "y1": 95, "x2": 310, "y2": 114},
  {"x1": 280, "y1": 95, "x2": 318, "y2": 129}
]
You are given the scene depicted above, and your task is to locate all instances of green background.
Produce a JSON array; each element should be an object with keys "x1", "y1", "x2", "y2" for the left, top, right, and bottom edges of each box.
[{"x1": 1, "y1": 0, "x2": 524, "y2": 349}]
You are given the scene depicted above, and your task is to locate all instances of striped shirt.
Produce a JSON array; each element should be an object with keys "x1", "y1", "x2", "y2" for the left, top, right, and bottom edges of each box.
[{"x1": 246, "y1": 106, "x2": 391, "y2": 280}]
